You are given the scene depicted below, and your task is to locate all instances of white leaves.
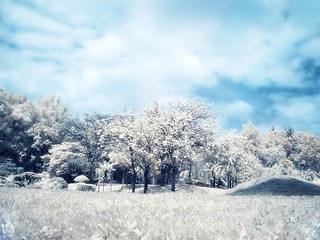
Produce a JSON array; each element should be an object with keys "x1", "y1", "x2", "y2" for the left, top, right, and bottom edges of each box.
[
  {"x1": 108, "y1": 151, "x2": 129, "y2": 166},
  {"x1": 105, "y1": 99, "x2": 217, "y2": 181}
]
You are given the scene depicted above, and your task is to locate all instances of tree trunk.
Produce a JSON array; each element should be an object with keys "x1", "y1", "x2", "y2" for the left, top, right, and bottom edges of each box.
[
  {"x1": 171, "y1": 165, "x2": 177, "y2": 192},
  {"x1": 227, "y1": 173, "x2": 231, "y2": 189},
  {"x1": 211, "y1": 170, "x2": 216, "y2": 188},
  {"x1": 211, "y1": 176, "x2": 216, "y2": 188},
  {"x1": 89, "y1": 163, "x2": 95, "y2": 182},
  {"x1": 131, "y1": 171, "x2": 136, "y2": 193},
  {"x1": 188, "y1": 162, "x2": 192, "y2": 178},
  {"x1": 143, "y1": 165, "x2": 149, "y2": 194},
  {"x1": 131, "y1": 163, "x2": 136, "y2": 193},
  {"x1": 130, "y1": 147, "x2": 136, "y2": 193},
  {"x1": 159, "y1": 165, "x2": 166, "y2": 187}
]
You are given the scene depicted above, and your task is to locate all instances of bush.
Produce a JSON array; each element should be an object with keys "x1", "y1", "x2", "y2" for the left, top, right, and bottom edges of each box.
[
  {"x1": 69, "y1": 183, "x2": 96, "y2": 191},
  {"x1": 12, "y1": 172, "x2": 43, "y2": 186},
  {"x1": 0, "y1": 159, "x2": 20, "y2": 176},
  {"x1": 33, "y1": 177, "x2": 68, "y2": 190},
  {"x1": 0, "y1": 176, "x2": 6, "y2": 184},
  {"x1": 48, "y1": 177, "x2": 68, "y2": 190}
]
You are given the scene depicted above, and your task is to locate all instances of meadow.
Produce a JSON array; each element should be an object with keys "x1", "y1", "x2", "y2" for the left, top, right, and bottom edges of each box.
[{"x1": 1, "y1": 184, "x2": 319, "y2": 240}]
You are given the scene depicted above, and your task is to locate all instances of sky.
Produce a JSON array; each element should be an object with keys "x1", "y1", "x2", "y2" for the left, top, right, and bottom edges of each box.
[{"x1": 1, "y1": 0, "x2": 320, "y2": 134}]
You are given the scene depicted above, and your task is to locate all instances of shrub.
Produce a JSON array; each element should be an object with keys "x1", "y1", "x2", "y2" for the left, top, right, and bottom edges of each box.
[
  {"x1": 12, "y1": 172, "x2": 43, "y2": 186},
  {"x1": 0, "y1": 176, "x2": 6, "y2": 184},
  {"x1": 69, "y1": 183, "x2": 95, "y2": 191},
  {"x1": 0, "y1": 159, "x2": 20, "y2": 176},
  {"x1": 33, "y1": 177, "x2": 68, "y2": 190},
  {"x1": 47, "y1": 177, "x2": 68, "y2": 190}
]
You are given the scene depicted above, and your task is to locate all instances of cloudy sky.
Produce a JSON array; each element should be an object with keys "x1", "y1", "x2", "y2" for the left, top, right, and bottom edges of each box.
[{"x1": 1, "y1": 0, "x2": 319, "y2": 134}]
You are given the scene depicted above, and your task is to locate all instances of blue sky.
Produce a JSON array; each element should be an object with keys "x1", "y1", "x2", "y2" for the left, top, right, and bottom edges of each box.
[{"x1": 1, "y1": 0, "x2": 319, "y2": 134}]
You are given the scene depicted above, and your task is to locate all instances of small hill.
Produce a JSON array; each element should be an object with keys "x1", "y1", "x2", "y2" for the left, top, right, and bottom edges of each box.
[{"x1": 229, "y1": 176, "x2": 320, "y2": 196}]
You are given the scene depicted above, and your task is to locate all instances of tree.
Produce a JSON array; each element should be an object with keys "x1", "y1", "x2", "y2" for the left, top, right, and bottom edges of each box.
[
  {"x1": 259, "y1": 130, "x2": 288, "y2": 168},
  {"x1": 131, "y1": 109, "x2": 160, "y2": 194},
  {"x1": 0, "y1": 89, "x2": 19, "y2": 174},
  {"x1": 240, "y1": 122, "x2": 261, "y2": 156},
  {"x1": 63, "y1": 114, "x2": 113, "y2": 181},
  {"x1": 42, "y1": 141, "x2": 87, "y2": 182},
  {"x1": 258, "y1": 129, "x2": 320, "y2": 180},
  {"x1": 106, "y1": 99, "x2": 217, "y2": 193},
  {"x1": 0, "y1": 90, "x2": 70, "y2": 174},
  {"x1": 0, "y1": 90, "x2": 36, "y2": 171},
  {"x1": 103, "y1": 111, "x2": 140, "y2": 192},
  {"x1": 27, "y1": 96, "x2": 70, "y2": 172},
  {"x1": 155, "y1": 99, "x2": 215, "y2": 191},
  {"x1": 289, "y1": 132, "x2": 320, "y2": 180},
  {"x1": 206, "y1": 128, "x2": 263, "y2": 188}
]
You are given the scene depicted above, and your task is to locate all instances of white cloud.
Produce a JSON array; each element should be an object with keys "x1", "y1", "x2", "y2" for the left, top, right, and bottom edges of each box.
[
  {"x1": 46, "y1": 6, "x2": 218, "y2": 113},
  {"x1": 300, "y1": 38, "x2": 320, "y2": 60},
  {"x1": 1, "y1": 1, "x2": 68, "y2": 34},
  {"x1": 11, "y1": 31, "x2": 72, "y2": 50},
  {"x1": 84, "y1": 33, "x2": 127, "y2": 64},
  {"x1": 267, "y1": 94, "x2": 320, "y2": 133},
  {"x1": 218, "y1": 100, "x2": 253, "y2": 124},
  {"x1": 274, "y1": 95, "x2": 319, "y2": 122},
  {"x1": 208, "y1": 22, "x2": 305, "y2": 87}
]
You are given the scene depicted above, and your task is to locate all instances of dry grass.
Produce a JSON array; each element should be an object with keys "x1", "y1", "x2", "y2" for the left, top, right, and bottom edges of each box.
[{"x1": 0, "y1": 186, "x2": 319, "y2": 239}]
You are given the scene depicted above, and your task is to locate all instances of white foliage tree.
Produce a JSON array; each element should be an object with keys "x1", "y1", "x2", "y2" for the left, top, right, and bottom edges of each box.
[
  {"x1": 156, "y1": 99, "x2": 215, "y2": 191},
  {"x1": 131, "y1": 109, "x2": 160, "y2": 194},
  {"x1": 27, "y1": 96, "x2": 69, "y2": 172},
  {"x1": 289, "y1": 132, "x2": 320, "y2": 181},
  {"x1": 103, "y1": 111, "x2": 140, "y2": 192},
  {"x1": 259, "y1": 130, "x2": 288, "y2": 168},
  {"x1": 63, "y1": 114, "x2": 114, "y2": 181},
  {"x1": 206, "y1": 127, "x2": 263, "y2": 188},
  {"x1": 240, "y1": 122, "x2": 261, "y2": 156},
  {"x1": 43, "y1": 141, "x2": 87, "y2": 182}
]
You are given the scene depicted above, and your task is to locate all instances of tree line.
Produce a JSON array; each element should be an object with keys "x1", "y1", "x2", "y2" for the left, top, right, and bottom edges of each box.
[{"x1": 0, "y1": 89, "x2": 319, "y2": 193}]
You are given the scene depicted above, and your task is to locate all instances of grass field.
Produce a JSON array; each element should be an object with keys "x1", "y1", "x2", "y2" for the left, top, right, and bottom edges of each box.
[{"x1": 0, "y1": 185, "x2": 319, "y2": 239}]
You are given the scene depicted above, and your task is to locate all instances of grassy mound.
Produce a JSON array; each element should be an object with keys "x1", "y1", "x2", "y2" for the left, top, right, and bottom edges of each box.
[{"x1": 230, "y1": 176, "x2": 320, "y2": 196}]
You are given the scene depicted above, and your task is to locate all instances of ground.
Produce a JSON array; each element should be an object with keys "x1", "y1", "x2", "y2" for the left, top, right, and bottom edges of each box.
[{"x1": 0, "y1": 178, "x2": 319, "y2": 239}]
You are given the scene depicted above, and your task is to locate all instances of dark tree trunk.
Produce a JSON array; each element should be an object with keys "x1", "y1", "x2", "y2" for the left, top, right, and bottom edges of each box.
[
  {"x1": 88, "y1": 160, "x2": 96, "y2": 182},
  {"x1": 143, "y1": 165, "x2": 149, "y2": 194},
  {"x1": 32, "y1": 158, "x2": 37, "y2": 173},
  {"x1": 211, "y1": 177, "x2": 216, "y2": 188},
  {"x1": 165, "y1": 165, "x2": 171, "y2": 185},
  {"x1": 131, "y1": 161, "x2": 136, "y2": 193},
  {"x1": 130, "y1": 147, "x2": 136, "y2": 193},
  {"x1": 171, "y1": 165, "x2": 177, "y2": 192},
  {"x1": 211, "y1": 170, "x2": 216, "y2": 188},
  {"x1": 160, "y1": 166, "x2": 166, "y2": 187},
  {"x1": 188, "y1": 162, "x2": 192, "y2": 178},
  {"x1": 227, "y1": 172, "x2": 232, "y2": 189},
  {"x1": 131, "y1": 172, "x2": 136, "y2": 193},
  {"x1": 217, "y1": 177, "x2": 221, "y2": 188}
]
